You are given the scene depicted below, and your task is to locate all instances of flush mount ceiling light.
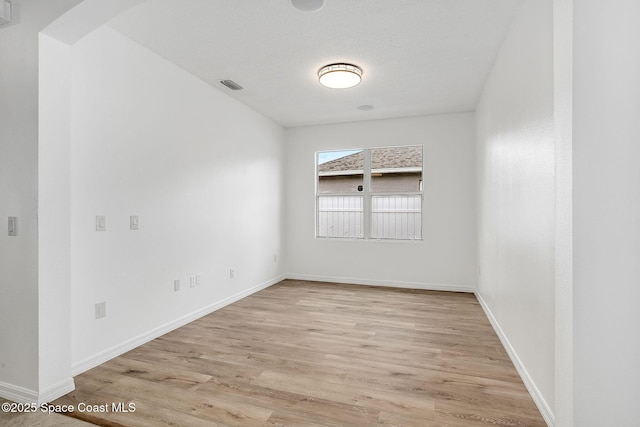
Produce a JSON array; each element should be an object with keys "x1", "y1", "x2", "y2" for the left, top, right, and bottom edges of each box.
[
  {"x1": 290, "y1": 0, "x2": 324, "y2": 12},
  {"x1": 318, "y1": 63, "x2": 363, "y2": 89}
]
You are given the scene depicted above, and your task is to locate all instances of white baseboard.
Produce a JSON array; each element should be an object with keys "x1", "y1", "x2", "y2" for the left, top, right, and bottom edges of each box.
[
  {"x1": 71, "y1": 274, "x2": 285, "y2": 376},
  {"x1": 285, "y1": 273, "x2": 475, "y2": 293},
  {"x1": 0, "y1": 377, "x2": 76, "y2": 405},
  {"x1": 0, "y1": 381, "x2": 38, "y2": 404},
  {"x1": 475, "y1": 292, "x2": 554, "y2": 427},
  {"x1": 37, "y1": 377, "x2": 75, "y2": 404},
  {"x1": 71, "y1": 273, "x2": 471, "y2": 377}
]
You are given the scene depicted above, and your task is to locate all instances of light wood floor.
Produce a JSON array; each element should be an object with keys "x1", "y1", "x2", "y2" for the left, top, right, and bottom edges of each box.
[
  {"x1": 0, "y1": 398, "x2": 94, "y2": 427},
  {"x1": 53, "y1": 280, "x2": 546, "y2": 426}
]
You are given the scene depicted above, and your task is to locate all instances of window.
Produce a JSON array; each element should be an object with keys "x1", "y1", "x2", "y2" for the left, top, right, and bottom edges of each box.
[{"x1": 316, "y1": 145, "x2": 423, "y2": 240}]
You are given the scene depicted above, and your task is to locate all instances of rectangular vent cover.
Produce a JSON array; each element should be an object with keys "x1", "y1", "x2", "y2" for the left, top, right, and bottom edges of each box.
[{"x1": 220, "y1": 79, "x2": 243, "y2": 91}]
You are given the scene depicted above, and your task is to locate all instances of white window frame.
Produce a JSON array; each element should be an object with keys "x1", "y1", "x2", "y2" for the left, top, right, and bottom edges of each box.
[{"x1": 315, "y1": 145, "x2": 423, "y2": 241}]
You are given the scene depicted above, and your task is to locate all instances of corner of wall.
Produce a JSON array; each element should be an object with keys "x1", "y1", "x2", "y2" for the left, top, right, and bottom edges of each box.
[
  {"x1": 474, "y1": 0, "x2": 555, "y2": 424},
  {"x1": 475, "y1": 292, "x2": 555, "y2": 426},
  {"x1": 38, "y1": 31, "x2": 74, "y2": 406}
]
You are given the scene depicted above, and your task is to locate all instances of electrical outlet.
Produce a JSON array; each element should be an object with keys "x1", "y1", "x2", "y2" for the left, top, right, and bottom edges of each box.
[
  {"x1": 174, "y1": 279, "x2": 180, "y2": 292},
  {"x1": 229, "y1": 268, "x2": 236, "y2": 279},
  {"x1": 95, "y1": 302, "x2": 106, "y2": 319},
  {"x1": 190, "y1": 275, "x2": 196, "y2": 288}
]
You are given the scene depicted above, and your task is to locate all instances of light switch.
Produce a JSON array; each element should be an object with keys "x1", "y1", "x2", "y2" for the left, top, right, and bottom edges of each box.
[
  {"x1": 0, "y1": 1, "x2": 12, "y2": 26},
  {"x1": 95, "y1": 302, "x2": 106, "y2": 319},
  {"x1": 8, "y1": 216, "x2": 17, "y2": 236},
  {"x1": 130, "y1": 215, "x2": 139, "y2": 230},
  {"x1": 96, "y1": 215, "x2": 106, "y2": 231}
]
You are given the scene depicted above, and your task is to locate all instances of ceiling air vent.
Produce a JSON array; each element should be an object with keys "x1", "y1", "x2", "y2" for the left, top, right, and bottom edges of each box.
[{"x1": 219, "y1": 80, "x2": 243, "y2": 91}]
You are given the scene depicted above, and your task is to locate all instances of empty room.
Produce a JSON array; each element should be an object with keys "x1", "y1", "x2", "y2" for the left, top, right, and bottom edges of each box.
[{"x1": 1, "y1": 0, "x2": 639, "y2": 426}]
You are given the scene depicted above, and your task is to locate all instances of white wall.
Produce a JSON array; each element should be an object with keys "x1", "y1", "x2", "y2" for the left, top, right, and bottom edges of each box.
[
  {"x1": 553, "y1": 0, "x2": 573, "y2": 424},
  {"x1": 38, "y1": 32, "x2": 75, "y2": 401},
  {"x1": 66, "y1": 26, "x2": 285, "y2": 370},
  {"x1": 475, "y1": 0, "x2": 554, "y2": 423},
  {"x1": 572, "y1": 1, "x2": 640, "y2": 425},
  {"x1": 285, "y1": 113, "x2": 476, "y2": 290},
  {"x1": 0, "y1": 0, "x2": 82, "y2": 401}
]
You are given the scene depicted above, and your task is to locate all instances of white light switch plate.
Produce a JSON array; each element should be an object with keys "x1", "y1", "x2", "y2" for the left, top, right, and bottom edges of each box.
[
  {"x1": 0, "y1": 1, "x2": 11, "y2": 26},
  {"x1": 95, "y1": 302, "x2": 106, "y2": 319},
  {"x1": 96, "y1": 215, "x2": 106, "y2": 231},
  {"x1": 8, "y1": 216, "x2": 17, "y2": 236},
  {"x1": 130, "y1": 215, "x2": 139, "y2": 230}
]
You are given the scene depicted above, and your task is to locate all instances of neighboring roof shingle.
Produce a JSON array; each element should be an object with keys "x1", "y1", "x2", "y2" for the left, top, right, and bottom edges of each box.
[{"x1": 318, "y1": 146, "x2": 422, "y2": 174}]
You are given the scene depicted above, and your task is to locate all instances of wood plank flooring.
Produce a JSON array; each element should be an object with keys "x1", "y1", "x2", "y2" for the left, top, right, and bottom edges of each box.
[
  {"x1": 0, "y1": 398, "x2": 94, "y2": 427},
  {"x1": 53, "y1": 279, "x2": 546, "y2": 426}
]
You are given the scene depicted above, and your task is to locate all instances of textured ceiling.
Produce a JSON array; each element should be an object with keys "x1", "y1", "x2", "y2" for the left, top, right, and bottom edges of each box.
[{"x1": 108, "y1": 0, "x2": 521, "y2": 128}]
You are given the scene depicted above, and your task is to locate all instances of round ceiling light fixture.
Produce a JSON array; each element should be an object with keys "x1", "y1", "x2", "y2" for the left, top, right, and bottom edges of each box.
[
  {"x1": 318, "y1": 63, "x2": 363, "y2": 89},
  {"x1": 290, "y1": 0, "x2": 324, "y2": 12}
]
